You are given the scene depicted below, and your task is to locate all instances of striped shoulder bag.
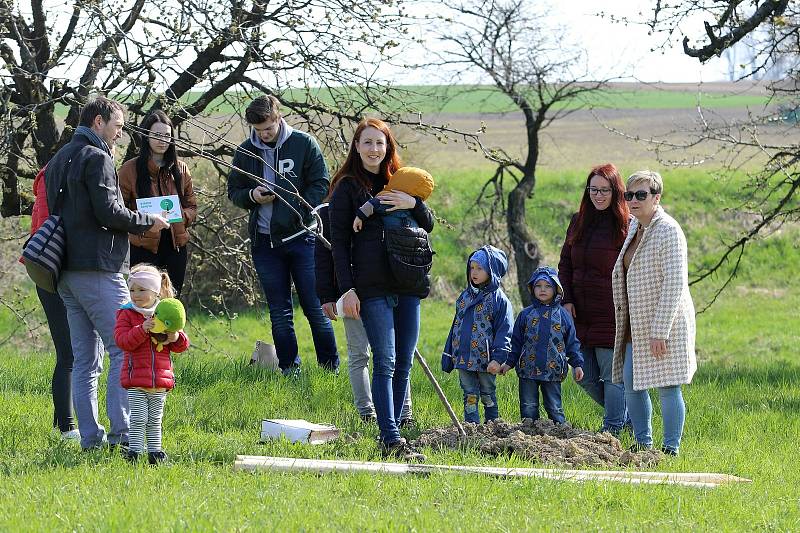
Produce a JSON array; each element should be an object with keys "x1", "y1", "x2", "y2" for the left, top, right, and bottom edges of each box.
[{"x1": 22, "y1": 162, "x2": 71, "y2": 293}]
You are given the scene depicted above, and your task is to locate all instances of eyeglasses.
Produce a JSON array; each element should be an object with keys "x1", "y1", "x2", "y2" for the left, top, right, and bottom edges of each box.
[
  {"x1": 624, "y1": 190, "x2": 657, "y2": 201},
  {"x1": 586, "y1": 187, "x2": 613, "y2": 196}
]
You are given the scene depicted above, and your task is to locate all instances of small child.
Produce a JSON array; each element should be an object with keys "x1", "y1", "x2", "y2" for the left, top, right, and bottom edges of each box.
[
  {"x1": 352, "y1": 166, "x2": 435, "y2": 232},
  {"x1": 441, "y1": 246, "x2": 514, "y2": 423},
  {"x1": 114, "y1": 264, "x2": 189, "y2": 464},
  {"x1": 500, "y1": 266, "x2": 584, "y2": 424}
]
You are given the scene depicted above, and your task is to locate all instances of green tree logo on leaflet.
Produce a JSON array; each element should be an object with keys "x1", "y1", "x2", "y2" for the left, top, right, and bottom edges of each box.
[{"x1": 160, "y1": 198, "x2": 174, "y2": 211}]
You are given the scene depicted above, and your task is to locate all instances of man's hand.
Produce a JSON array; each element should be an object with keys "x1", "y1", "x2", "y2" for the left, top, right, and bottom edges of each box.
[
  {"x1": 253, "y1": 186, "x2": 275, "y2": 205},
  {"x1": 352, "y1": 217, "x2": 363, "y2": 233},
  {"x1": 321, "y1": 302, "x2": 337, "y2": 321},
  {"x1": 573, "y1": 367, "x2": 584, "y2": 382},
  {"x1": 150, "y1": 215, "x2": 170, "y2": 232},
  {"x1": 563, "y1": 303, "x2": 576, "y2": 318},
  {"x1": 499, "y1": 363, "x2": 512, "y2": 375}
]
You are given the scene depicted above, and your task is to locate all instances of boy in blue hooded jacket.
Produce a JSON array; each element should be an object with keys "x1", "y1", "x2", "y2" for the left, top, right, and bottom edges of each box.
[
  {"x1": 442, "y1": 246, "x2": 514, "y2": 423},
  {"x1": 500, "y1": 266, "x2": 585, "y2": 424}
]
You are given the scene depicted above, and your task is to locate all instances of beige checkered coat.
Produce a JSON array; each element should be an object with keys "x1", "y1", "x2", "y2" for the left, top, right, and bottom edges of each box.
[{"x1": 611, "y1": 207, "x2": 697, "y2": 390}]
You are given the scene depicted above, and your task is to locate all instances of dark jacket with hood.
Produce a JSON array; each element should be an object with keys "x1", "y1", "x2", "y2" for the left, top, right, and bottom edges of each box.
[
  {"x1": 45, "y1": 129, "x2": 155, "y2": 273},
  {"x1": 227, "y1": 119, "x2": 330, "y2": 246},
  {"x1": 558, "y1": 211, "x2": 628, "y2": 347},
  {"x1": 329, "y1": 173, "x2": 434, "y2": 300},
  {"x1": 506, "y1": 267, "x2": 583, "y2": 381},
  {"x1": 441, "y1": 246, "x2": 514, "y2": 373}
]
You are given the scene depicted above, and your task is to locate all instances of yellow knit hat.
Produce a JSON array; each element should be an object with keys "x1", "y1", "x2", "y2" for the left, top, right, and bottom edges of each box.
[{"x1": 380, "y1": 167, "x2": 435, "y2": 201}]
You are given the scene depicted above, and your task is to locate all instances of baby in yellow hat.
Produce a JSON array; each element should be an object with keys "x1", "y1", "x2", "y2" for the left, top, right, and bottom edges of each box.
[{"x1": 353, "y1": 166, "x2": 435, "y2": 232}]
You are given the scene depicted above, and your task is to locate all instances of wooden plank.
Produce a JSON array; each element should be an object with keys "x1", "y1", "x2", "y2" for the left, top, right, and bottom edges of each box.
[{"x1": 233, "y1": 456, "x2": 751, "y2": 488}]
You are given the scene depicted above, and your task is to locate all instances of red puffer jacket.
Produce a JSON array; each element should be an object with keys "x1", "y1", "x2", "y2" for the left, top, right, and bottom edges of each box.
[
  {"x1": 558, "y1": 211, "x2": 628, "y2": 348},
  {"x1": 115, "y1": 305, "x2": 189, "y2": 390},
  {"x1": 19, "y1": 167, "x2": 49, "y2": 265}
]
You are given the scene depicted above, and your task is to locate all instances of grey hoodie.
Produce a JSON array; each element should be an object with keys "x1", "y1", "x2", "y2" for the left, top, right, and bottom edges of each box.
[{"x1": 251, "y1": 119, "x2": 294, "y2": 235}]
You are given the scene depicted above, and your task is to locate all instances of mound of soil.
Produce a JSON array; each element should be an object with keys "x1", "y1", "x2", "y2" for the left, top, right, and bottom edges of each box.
[{"x1": 412, "y1": 418, "x2": 662, "y2": 468}]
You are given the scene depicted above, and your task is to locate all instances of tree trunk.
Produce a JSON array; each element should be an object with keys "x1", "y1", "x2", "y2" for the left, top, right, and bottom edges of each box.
[
  {"x1": 507, "y1": 175, "x2": 543, "y2": 306},
  {"x1": 1, "y1": 131, "x2": 30, "y2": 217}
]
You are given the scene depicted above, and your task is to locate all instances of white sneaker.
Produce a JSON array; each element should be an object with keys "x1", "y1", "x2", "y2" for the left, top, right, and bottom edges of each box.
[{"x1": 61, "y1": 429, "x2": 81, "y2": 441}]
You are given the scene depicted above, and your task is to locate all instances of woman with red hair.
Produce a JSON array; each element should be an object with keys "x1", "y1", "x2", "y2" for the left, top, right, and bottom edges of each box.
[
  {"x1": 329, "y1": 118, "x2": 433, "y2": 461},
  {"x1": 558, "y1": 163, "x2": 630, "y2": 436}
]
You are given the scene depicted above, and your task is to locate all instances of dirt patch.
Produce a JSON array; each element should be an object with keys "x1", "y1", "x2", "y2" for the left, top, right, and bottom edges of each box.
[{"x1": 413, "y1": 418, "x2": 662, "y2": 468}]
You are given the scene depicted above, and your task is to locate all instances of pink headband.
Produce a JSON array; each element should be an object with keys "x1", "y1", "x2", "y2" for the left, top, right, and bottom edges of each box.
[{"x1": 128, "y1": 271, "x2": 162, "y2": 293}]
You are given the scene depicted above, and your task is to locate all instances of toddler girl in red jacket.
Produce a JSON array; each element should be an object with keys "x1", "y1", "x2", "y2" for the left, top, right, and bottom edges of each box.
[{"x1": 114, "y1": 264, "x2": 189, "y2": 464}]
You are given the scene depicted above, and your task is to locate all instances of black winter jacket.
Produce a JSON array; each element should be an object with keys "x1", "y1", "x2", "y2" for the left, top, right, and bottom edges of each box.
[
  {"x1": 314, "y1": 203, "x2": 339, "y2": 305},
  {"x1": 329, "y1": 175, "x2": 434, "y2": 300},
  {"x1": 45, "y1": 133, "x2": 155, "y2": 273}
]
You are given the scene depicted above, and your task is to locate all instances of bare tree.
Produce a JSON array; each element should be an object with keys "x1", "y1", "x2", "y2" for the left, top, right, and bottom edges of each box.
[
  {"x1": 435, "y1": 0, "x2": 605, "y2": 304},
  {"x1": 0, "y1": 0, "x2": 417, "y2": 217},
  {"x1": 637, "y1": 1, "x2": 800, "y2": 309}
]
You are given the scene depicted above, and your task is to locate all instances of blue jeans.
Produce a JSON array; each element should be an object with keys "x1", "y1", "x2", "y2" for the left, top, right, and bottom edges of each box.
[
  {"x1": 578, "y1": 346, "x2": 627, "y2": 432},
  {"x1": 458, "y1": 369, "x2": 497, "y2": 423},
  {"x1": 519, "y1": 378, "x2": 565, "y2": 423},
  {"x1": 58, "y1": 271, "x2": 130, "y2": 448},
  {"x1": 623, "y1": 343, "x2": 686, "y2": 452},
  {"x1": 343, "y1": 317, "x2": 412, "y2": 419},
  {"x1": 252, "y1": 234, "x2": 339, "y2": 370},
  {"x1": 360, "y1": 295, "x2": 420, "y2": 443}
]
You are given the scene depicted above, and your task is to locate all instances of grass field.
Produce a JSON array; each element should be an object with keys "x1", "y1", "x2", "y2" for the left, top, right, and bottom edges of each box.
[
  {"x1": 1, "y1": 165, "x2": 799, "y2": 530},
  {"x1": 51, "y1": 83, "x2": 778, "y2": 119}
]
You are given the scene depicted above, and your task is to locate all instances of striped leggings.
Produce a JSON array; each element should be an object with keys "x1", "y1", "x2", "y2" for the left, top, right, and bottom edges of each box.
[{"x1": 128, "y1": 388, "x2": 167, "y2": 453}]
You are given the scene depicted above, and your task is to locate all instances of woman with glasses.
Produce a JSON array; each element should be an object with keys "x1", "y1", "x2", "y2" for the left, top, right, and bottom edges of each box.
[
  {"x1": 610, "y1": 170, "x2": 697, "y2": 456},
  {"x1": 119, "y1": 111, "x2": 197, "y2": 296},
  {"x1": 558, "y1": 163, "x2": 630, "y2": 436}
]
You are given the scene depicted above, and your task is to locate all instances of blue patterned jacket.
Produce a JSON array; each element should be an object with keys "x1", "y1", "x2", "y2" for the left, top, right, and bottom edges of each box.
[
  {"x1": 506, "y1": 267, "x2": 584, "y2": 381},
  {"x1": 441, "y1": 246, "x2": 514, "y2": 373}
]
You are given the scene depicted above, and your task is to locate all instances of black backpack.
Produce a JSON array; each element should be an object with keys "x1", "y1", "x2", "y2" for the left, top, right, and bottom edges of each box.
[{"x1": 382, "y1": 224, "x2": 434, "y2": 297}]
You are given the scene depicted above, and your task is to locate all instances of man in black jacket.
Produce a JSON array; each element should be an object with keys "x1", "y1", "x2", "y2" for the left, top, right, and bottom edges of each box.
[
  {"x1": 227, "y1": 95, "x2": 338, "y2": 374},
  {"x1": 46, "y1": 97, "x2": 169, "y2": 450}
]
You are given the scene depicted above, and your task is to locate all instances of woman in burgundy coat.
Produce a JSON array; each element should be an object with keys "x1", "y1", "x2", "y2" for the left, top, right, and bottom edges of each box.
[{"x1": 558, "y1": 163, "x2": 630, "y2": 435}]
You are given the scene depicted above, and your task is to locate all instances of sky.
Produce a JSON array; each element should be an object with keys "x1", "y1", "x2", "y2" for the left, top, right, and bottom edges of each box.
[
  {"x1": 397, "y1": 0, "x2": 731, "y2": 84},
  {"x1": 549, "y1": 0, "x2": 729, "y2": 83}
]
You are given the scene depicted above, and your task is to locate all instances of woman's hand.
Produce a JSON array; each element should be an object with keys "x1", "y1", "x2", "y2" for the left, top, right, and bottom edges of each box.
[
  {"x1": 343, "y1": 290, "x2": 361, "y2": 320},
  {"x1": 499, "y1": 363, "x2": 512, "y2": 375},
  {"x1": 166, "y1": 330, "x2": 180, "y2": 343},
  {"x1": 573, "y1": 366, "x2": 584, "y2": 382},
  {"x1": 650, "y1": 338, "x2": 667, "y2": 359},
  {"x1": 563, "y1": 303, "x2": 576, "y2": 318},
  {"x1": 486, "y1": 361, "x2": 501, "y2": 375},
  {"x1": 379, "y1": 190, "x2": 416, "y2": 212},
  {"x1": 352, "y1": 217, "x2": 363, "y2": 233},
  {"x1": 321, "y1": 302, "x2": 337, "y2": 321},
  {"x1": 142, "y1": 317, "x2": 155, "y2": 332}
]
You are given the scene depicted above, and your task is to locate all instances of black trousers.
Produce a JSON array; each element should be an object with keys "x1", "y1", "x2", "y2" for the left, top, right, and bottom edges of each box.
[
  {"x1": 129, "y1": 230, "x2": 189, "y2": 296},
  {"x1": 36, "y1": 286, "x2": 75, "y2": 432}
]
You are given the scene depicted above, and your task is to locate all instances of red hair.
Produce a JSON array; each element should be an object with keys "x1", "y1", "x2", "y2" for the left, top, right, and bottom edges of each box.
[
  {"x1": 328, "y1": 118, "x2": 402, "y2": 199},
  {"x1": 567, "y1": 163, "x2": 629, "y2": 247}
]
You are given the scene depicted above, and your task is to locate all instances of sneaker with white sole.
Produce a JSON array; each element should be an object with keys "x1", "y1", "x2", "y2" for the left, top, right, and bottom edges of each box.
[{"x1": 61, "y1": 429, "x2": 81, "y2": 441}]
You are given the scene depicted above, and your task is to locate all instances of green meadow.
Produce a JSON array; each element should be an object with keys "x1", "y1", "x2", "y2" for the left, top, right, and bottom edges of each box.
[
  {"x1": 1, "y1": 162, "x2": 799, "y2": 530},
  {"x1": 49, "y1": 84, "x2": 777, "y2": 119}
]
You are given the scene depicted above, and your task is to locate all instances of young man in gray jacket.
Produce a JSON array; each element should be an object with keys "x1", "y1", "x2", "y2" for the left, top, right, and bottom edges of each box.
[
  {"x1": 46, "y1": 97, "x2": 169, "y2": 450},
  {"x1": 227, "y1": 96, "x2": 338, "y2": 375}
]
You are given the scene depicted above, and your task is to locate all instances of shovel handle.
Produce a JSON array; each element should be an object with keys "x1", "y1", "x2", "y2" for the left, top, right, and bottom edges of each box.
[{"x1": 414, "y1": 348, "x2": 467, "y2": 438}]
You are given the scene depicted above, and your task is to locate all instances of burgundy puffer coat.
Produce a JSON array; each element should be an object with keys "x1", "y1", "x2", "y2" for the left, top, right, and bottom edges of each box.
[
  {"x1": 558, "y1": 211, "x2": 628, "y2": 348},
  {"x1": 115, "y1": 306, "x2": 189, "y2": 390}
]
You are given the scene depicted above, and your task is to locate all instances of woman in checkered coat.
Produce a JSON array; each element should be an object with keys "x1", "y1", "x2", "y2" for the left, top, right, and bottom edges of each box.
[{"x1": 611, "y1": 170, "x2": 697, "y2": 456}]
